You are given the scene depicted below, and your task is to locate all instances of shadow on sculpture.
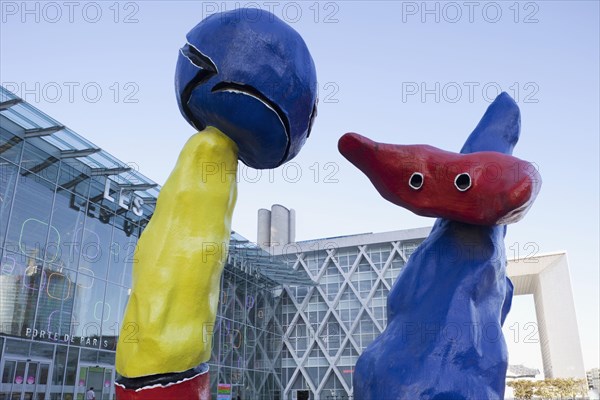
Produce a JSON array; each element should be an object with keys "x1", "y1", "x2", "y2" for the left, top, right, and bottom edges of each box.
[
  {"x1": 115, "y1": 9, "x2": 317, "y2": 400},
  {"x1": 338, "y1": 93, "x2": 541, "y2": 400}
]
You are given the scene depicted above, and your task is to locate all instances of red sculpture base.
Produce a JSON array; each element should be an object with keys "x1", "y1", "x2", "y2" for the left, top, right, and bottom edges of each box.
[{"x1": 115, "y1": 371, "x2": 210, "y2": 400}]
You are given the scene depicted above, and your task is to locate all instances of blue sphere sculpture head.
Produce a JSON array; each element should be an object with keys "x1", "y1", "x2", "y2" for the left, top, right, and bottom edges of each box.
[{"x1": 175, "y1": 9, "x2": 318, "y2": 169}]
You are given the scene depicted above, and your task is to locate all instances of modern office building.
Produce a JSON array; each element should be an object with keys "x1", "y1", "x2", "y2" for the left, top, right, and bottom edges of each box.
[
  {"x1": 0, "y1": 87, "x2": 312, "y2": 400},
  {"x1": 210, "y1": 232, "x2": 313, "y2": 400}
]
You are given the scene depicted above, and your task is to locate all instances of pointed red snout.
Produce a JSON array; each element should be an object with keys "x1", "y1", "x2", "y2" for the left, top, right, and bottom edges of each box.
[
  {"x1": 338, "y1": 132, "x2": 376, "y2": 168},
  {"x1": 338, "y1": 132, "x2": 541, "y2": 225}
]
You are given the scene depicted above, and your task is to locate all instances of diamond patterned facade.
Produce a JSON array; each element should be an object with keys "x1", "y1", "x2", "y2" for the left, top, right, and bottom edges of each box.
[
  {"x1": 271, "y1": 229, "x2": 430, "y2": 399},
  {"x1": 208, "y1": 264, "x2": 284, "y2": 399},
  {"x1": 207, "y1": 233, "x2": 315, "y2": 399}
]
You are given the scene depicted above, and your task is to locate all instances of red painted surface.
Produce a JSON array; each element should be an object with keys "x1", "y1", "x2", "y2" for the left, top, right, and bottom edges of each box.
[
  {"x1": 115, "y1": 372, "x2": 210, "y2": 400},
  {"x1": 338, "y1": 132, "x2": 541, "y2": 225}
]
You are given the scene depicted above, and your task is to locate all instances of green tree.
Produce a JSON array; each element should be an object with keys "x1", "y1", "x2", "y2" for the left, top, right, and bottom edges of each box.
[
  {"x1": 546, "y1": 377, "x2": 588, "y2": 399},
  {"x1": 574, "y1": 378, "x2": 588, "y2": 399},
  {"x1": 508, "y1": 380, "x2": 536, "y2": 400},
  {"x1": 508, "y1": 377, "x2": 588, "y2": 399},
  {"x1": 534, "y1": 380, "x2": 555, "y2": 400}
]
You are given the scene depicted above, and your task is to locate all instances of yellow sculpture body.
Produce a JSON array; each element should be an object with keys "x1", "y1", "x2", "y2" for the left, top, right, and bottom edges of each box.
[
  {"x1": 114, "y1": 9, "x2": 317, "y2": 398},
  {"x1": 116, "y1": 127, "x2": 238, "y2": 377}
]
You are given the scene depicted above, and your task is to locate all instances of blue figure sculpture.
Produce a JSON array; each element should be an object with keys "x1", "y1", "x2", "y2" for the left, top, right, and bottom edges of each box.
[
  {"x1": 175, "y1": 9, "x2": 318, "y2": 169},
  {"x1": 338, "y1": 93, "x2": 542, "y2": 399}
]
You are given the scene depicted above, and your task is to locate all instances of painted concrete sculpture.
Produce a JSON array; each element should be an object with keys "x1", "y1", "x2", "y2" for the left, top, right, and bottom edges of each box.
[
  {"x1": 115, "y1": 9, "x2": 317, "y2": 400},
  {"x1": 339, "y1": 93, "x2": 541, "y2": 400}
]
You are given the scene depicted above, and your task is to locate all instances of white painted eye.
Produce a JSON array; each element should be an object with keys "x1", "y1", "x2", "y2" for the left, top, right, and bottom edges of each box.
[
  {"x1": 454, "y1": 173, "x2": 472, "y2": 191},
  {"x1": 409, "y1": 172, "x2": 424, "y2": 190}
]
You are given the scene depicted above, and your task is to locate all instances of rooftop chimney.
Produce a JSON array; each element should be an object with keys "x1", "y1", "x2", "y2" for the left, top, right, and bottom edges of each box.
[{"x1": 257, "y1": 204, "x2": 296, "y2": 249}]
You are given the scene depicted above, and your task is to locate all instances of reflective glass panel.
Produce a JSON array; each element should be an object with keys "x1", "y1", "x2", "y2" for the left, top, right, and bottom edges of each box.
[
  {"x1": 21, "y1": 142, "x2": 59, "y2": 184},
  {"x1": 0, "y1": 127, "x2": 23, "y2": 164},
  {"x1": 0, "y1": 249, "x2": 41, "y2": 337},
  {"x1": 64, "y1": 347, "x2": 78, "y2": 386},
  {"x1": 52, "y1": 345, "x2": 67, "y2": 386},
  {"x1": 46, "y1": 190, "x2": 86, "y2": 271},
  {"x1": 39, "y1": 363, "x2": 49, "y2": 384},
  {"x1": 2, "y1": 360, "x2": 15, "y2": 383},
  {"x1": 78, "y1": 205, "x2": 113, "y2": 281},
  {"x1": 34, "y1": 263, "x2": 76, "y2": 341},
  {"x1": 0, "y1": 162, "x2": 18, "y2": 245},
  {"x1": 71, "y1": 275, "x2": 106, "y2": 349},
  {"x1": 5, "y1": 173, "x2": 55, "y2": 262},
  {"x1": 57, "y1": 160, "x2": 89, "y2": 197},
  {"x1": 107, "y1": 215, "x2": 138, "y2": 288},
  {"x1": 101, "y1": 283, "x2": 129, "y2": 351}
]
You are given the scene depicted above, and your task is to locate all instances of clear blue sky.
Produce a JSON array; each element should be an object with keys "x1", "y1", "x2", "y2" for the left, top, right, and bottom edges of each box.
[{"x1": 1, "y1": 1, "x2": 598, "y2": 373}]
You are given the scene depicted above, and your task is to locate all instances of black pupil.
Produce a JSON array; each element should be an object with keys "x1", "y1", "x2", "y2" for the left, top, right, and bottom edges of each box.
[
  {"x1": 410, "y1": 174, "x2": 423, "y2": 188},
  {"x1": 456, "y1": 173, "x2": 471, "y2": 190}
]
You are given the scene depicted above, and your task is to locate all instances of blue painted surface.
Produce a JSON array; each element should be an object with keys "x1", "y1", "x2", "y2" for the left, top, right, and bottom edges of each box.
[
  {"x1": 175, "y1": 9, "x2": 318, "y2": 169},
  {"x1": 353, "y1": 93, "x2": 521, "y2": 400}
]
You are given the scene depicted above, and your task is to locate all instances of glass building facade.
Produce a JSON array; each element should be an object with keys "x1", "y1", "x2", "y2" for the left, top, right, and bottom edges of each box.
[
  {"x1": 209, "y1": 242, "x2": 283, "y2": 400},
  {"x1": 0, "y1": 87, "x2": 152, "y2": 400},
  {"x1": 0, "y1": 87, "x2": 312, "y2": 400}
]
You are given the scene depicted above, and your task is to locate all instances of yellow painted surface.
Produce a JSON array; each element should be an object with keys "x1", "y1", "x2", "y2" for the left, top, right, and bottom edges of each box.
[{"x1": 116, "y1": 127, "x2": 238, "y2": 377}]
